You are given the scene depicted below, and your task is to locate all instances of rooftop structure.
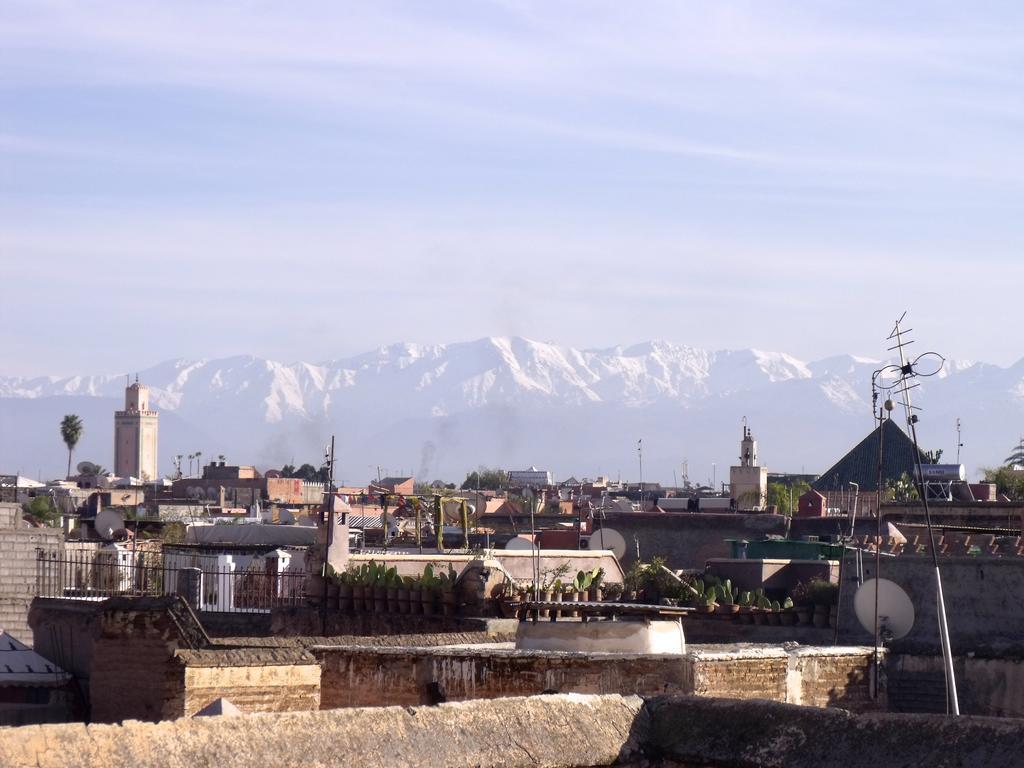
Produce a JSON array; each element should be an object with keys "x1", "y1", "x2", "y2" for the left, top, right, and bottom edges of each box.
[{"x1": 114, "y1": 379, "x2": 159, "y2": 483}]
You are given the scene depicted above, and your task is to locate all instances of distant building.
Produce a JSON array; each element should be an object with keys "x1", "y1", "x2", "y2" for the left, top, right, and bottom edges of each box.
[
  {"x1": 376, "y1": 477, "x2": 414, "y2": 496},
  {"x1": 729, "y1": 425, "x2": 768, "y2": 510},
  {"x1": 507, "y1": 467, "x2": 552, "y2": 487},
  {"x1": 812, "y1": 419, "x2": 926, "y2": 493},
  {"x1": 796, "y1": 488, "x2": 827, "y2": 518},
  {"x1": 113, "y1": 379, "x2": 159, "y2": 482}
]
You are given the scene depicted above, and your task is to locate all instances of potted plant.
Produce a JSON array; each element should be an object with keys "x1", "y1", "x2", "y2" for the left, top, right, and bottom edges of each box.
[
  {"x1": 398, "y1": 576, "x2": 413, "y2": 615},
  {"x1": 715, "y1": 580, "x2": 740, "y2": 616},
  {"x1": 809, "y1": 579, "x2": 836, "y2": 629},
  {"x1": 737, "y1": 591, "x2": 754, "y2": 624},
  {"x1": 779, "y1": 597, "x2": 796, "y2": 626},
  {"x1": 602, "y1": 582, "x2": 623, "y2": 603},
  {"x1": 409, "y1": 575, "x2": 423, "y2": 615},
  {"x1": 440, "y1": 565, "x2": 458, "y2": 617},
  {"x1": 766, "y1": 599, "x2": 782, "y2": 626},
  {"x1": 352, "y1": 564, "x2": 367, "y2": 612},
  {"x1": 385, "y1": 566, "x2": 400, "y2": 613},
  {"x1": 791, "y1": 582, "x2": 813, "y2": 626},
  {"x1": 337, "y1": 570, "x2": 354, "y2": 613},
  {"x1": 372, "y1": 563, "x2": 388, "y2": 615},
  {"x1": 752, "y1": 593, "x2": 770, "y2": 625},
  {"x1": 588, "y1": 568, "x2": 605, "y2": 602},
  {"x1": 421, "y1": 564, "x2": 438, "y2": 616}
]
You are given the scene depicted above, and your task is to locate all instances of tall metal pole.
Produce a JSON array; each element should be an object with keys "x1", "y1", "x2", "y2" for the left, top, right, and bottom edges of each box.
[
  {"x1": 874, "y1": 396, "x2": 886, "y2": 701},
  {"x1": 319, "y1": 435, "x2": 335, "y2": 637},
  {"x1": 890, "y1": 319, "x2": 959, "y2": 716},
  {"x1": 637, "y1": 439, "x2": 644, "y2": 509}
]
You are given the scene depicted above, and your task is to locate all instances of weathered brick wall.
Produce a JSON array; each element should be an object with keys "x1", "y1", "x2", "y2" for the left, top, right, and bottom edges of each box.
[
  {"x1": 4, "y1": 694, "x2": 1024, "y2": 768},
  {"x1": 790, "y1": 647, "x2": 880, "y2": 712},
  {"x1": 315, "y1": 643, "x2": 878, "y2": 712},
  {"x1": 683, "y1": 648, "x2": 789, "y2": 701},
  {"x1": 604, "y1": 511, "x2": 789, "y2": 569},
  {"x1": 90, "y1": 636, "x2": 184, "y2": 723},
  {"x1": 314, "y1": 645, "x2": 686, "y2": 708},
  {"x1": 178, "y1": 649, "x2": 320, "y2": 717},
  {"x1": 0, "y1": 505, "x2": 63, "y2": 644}
]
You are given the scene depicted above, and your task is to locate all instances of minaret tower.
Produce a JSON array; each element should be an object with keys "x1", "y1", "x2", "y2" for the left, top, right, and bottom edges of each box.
[
  {"x1": 729, "y1": 421, "x2": 767, "y2": 510},
  {"x1": 114, "y1": 376, "x2": 159, "y2": 482}
]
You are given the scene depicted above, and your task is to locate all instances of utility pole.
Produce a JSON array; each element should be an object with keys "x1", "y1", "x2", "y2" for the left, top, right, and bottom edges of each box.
[
  {"x1": 319, "y1": 436, "x2": 336, "y2": 636},
  {"x1": 637, "y1": 439, "x2": 644, "y2": 508}
]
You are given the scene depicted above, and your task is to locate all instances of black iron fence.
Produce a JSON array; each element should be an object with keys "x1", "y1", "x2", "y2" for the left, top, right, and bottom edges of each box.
[{"x1": 35, "y1": 550, "x2": 306, "y2": 613}]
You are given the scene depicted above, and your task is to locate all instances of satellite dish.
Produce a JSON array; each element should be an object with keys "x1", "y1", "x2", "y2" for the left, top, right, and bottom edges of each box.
[
  {"x1": 854, "y1": 578, "x2": 915, "y2": 640},
  {"x1": 264, "y1": 469, "x2": 282, "y2": 479},
  {"x1": 505, "y1": 535, "x2": 537, "y2": 551},
  {"x1": 279, "y1": 509, "x2": 296, "y2": 525},
  {"x1": 77, "y1": 461, "x2": 99, "y2": 476},
  {"x1": 296, "y1": 514, "x2": 318, "y2": 527},
  {"x1": 442, "y1": 500, "x2": 479, "y2": 523},
  {"x1": 589, "y1": 527, "x2": 627, "y2": 560},
  {"x1": 95, "y1": 509, "x2": 125, "y2": 541}
]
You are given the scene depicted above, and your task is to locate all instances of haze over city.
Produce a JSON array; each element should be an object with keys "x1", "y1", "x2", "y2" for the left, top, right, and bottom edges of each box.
[{"x1": 4, "y1": 2, "x2": 1024, "y2": 377}]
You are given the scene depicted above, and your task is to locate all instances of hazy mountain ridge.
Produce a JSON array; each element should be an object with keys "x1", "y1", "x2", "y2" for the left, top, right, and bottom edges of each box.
[{"x1": 1, "y1": 337, "x2": 1019, "y2": 482}]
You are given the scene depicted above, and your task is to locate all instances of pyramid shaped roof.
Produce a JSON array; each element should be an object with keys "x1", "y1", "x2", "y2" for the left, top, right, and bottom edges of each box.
[
  {"x1": 812, "y1": 419, "x2": 928, "y2": 492},
  {"x1": 193, "y1": 697, "x2": 243, "y2": 717},
  {"x1": 0, "y1": 630, "x2": 70, "y2": 687}
]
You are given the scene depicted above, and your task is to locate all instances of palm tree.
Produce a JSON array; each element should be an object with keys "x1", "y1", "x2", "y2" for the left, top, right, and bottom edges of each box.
[
  {"x1": 1006, "y1": 438, "x2": 1024, "y2": 467},
  {"x1": 60, "y1": 414, "x2": 83, "y2": 480}
]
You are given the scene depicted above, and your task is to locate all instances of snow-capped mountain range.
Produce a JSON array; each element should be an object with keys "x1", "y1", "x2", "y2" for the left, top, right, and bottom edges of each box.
[{"x1": 1, "y1": 337, "x2": 1020, "y2": 484}]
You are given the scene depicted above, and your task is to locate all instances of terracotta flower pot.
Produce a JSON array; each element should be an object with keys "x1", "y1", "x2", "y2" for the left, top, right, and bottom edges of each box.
[
  {"x1": 397, "y1": 588, "x2": 410, "y2": 615},
  {"x1": 339, "y1": 584, "x2": 353, "y2": 613}
]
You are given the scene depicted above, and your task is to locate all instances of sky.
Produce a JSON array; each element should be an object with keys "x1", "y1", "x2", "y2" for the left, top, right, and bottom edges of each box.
[{"x1": 3, "y1": 1, "x2": 1024, "y2": 376}]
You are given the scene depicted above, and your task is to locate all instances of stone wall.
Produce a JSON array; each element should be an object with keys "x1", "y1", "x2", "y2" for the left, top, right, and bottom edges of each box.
[
  {"x1": 177, "y1": 649, "x2": 320, "y2": 717},
  {"x1": 837, "y1": 552, "x2": 1024, "y2": 655},
  {"x1": 4, "y1": 693, "x2": 1024, "y2": 768},
  {"x1": 0, "y1": 503, "x2": 63, "y2": 645},
  {"x1": 604, "y1": 511, "x2": 789, "y2": 569},
  {"x1": 889, "y1": 653, "x2": 1024, "y2": 718},
  {"x1": 314, "y1": 642, "x2": 878, "y2": 712},
  {"x1": 314, "y1": 645, "x2": 685, "y2": 708},
  {"x1": 683, "y1": 647, "x2": 789, "y2": 702}
]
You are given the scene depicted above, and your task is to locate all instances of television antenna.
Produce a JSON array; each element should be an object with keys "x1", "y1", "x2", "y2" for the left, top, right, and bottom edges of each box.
[
  {"x1": 956, "y1": 418, "x2": 963, "y2": 465},
  {"x1": 873, "y1": 312, "x2": 958, "y2": 715}
]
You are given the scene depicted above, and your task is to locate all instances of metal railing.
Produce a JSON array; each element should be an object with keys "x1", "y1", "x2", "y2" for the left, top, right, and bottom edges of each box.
[{"x1": 35, "y1": 550, "x2": 306, "y2": 613}]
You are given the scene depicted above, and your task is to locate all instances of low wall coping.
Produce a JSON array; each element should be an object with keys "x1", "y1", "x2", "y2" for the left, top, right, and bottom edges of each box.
[{"x1": 175, "y1": 648, "x2": 318, "y2": 667}]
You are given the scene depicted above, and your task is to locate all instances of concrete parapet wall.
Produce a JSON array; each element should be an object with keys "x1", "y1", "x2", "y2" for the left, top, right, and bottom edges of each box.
[
  {"x1": 837, "y1": 553, "x2": 1024, "y2": 655},
  {"x1": 313, "y1": 642, "x2": 878, "y2": 712},
  {"x1": 3, "y1": 693, "x2": 1024, "y2": 768},
  {"x1": 314, "y1": 645, "x2": 684, "y2": 708}
]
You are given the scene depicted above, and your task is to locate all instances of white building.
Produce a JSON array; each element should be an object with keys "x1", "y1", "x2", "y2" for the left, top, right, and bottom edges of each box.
[{"x1": 729, "y1": 425, "x2": 768, "y2": 510}]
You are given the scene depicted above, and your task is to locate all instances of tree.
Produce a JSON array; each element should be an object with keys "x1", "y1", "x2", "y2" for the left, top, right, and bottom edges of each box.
[
  {"x1": 924, "y1": 449, "x2": 943, "y2": 464},
  {"x1": 883, "y1": 472, "x2": 920, "y2": 502},
  {"x1": 60, "y1": 414, "x2": 83, "y2": 480},
  {"x1": 461, "y1": 467, "x2": 506, "y2": 491},
  {"x1": 982, "y1": 466, "x2": 1024, "y2": 499},
  {"x1": 1005, "y1": 439, "x2": 1024, "y2": 467},
  {"x1": 283, "y1": 463, "x2": 328, "y2": 482},
  {"x1": 22, "y1": 496, "x2": 59, "y2": 526},
  {"x1": 766, "y1": 480, "x2": 811, "y2": 516}
]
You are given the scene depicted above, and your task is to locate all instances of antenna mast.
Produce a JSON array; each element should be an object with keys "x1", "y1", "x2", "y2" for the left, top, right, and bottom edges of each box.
[{"x1": 885, "y1": 313, "x2": 959, "y2": 716}]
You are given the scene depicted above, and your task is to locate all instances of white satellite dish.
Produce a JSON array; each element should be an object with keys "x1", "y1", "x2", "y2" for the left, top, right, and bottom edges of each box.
[
  {"x1": 279, "y1": 509, "x2": 296, "y2": 525},
  {"x1": 95, "y1": 509, "x2": 125, "y2": 541},
  {"x1": 854, "y1": 578, "x2": 915, "y2": 640},
  {"x1": 77, "y1": 461, "x2": 99, "y2": 476},
  {"x1": 589, "y1": 527, "x2": 627, "y2": 560},
  {"x1": 505, "y1": 535, "x2": 537, "y2": 551}
]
